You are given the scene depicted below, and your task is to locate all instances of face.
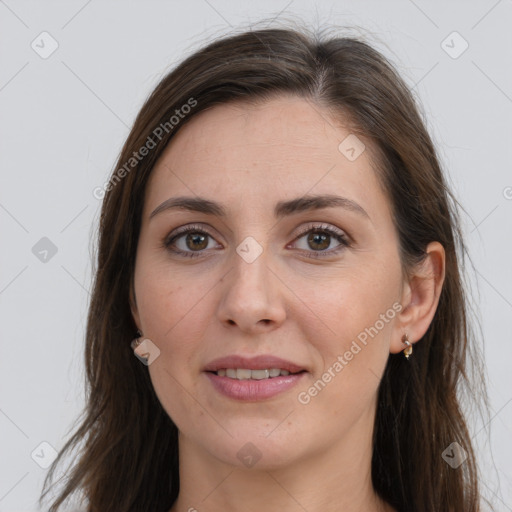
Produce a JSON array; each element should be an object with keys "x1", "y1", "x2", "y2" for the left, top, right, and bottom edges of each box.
[{"x1": 131, "y1": 95, "x2": 405, "y2": 469}]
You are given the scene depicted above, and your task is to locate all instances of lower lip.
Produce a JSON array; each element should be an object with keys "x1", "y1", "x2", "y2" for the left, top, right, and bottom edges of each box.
[{"x1": 204, "y1": 371, "x2": 307, "y2": 401}]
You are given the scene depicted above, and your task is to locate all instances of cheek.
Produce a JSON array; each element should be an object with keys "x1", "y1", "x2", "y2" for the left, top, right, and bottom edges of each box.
[
  {"x1": 134, "y1": 255, "x2": 214, "y2": 343},
  {"x1": 136, "y1": 265, "x2": 213, "y2": 429},
  {"x1": 296, "y1": 258, "x2": 401, "y2": 345},
  {"x1": 133, "y1": 264, "x2": 215, "y2": 416},
  {"x1": 294, "y1": 289, "x2": 396, "y2": 433},
  {"x1": 294, "y1": 259, "x2": 400, "y2": 406}
]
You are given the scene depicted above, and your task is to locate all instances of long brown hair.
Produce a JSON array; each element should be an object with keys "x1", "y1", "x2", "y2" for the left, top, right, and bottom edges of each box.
[{"x1": 40, "y1": 25, "x2": 487, "y2": 512}]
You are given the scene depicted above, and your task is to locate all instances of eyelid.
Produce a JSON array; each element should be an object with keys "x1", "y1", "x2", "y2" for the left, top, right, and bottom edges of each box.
[
  {"x1": 166, "y1": 222, "x2": 349, "y2": 242},
  {"x1": 163, "y1": 221, "x2": 350, "y2": 258},
  {"x1": 286, "y1": 222, "x2": 350, "y2": 259},
  {"x1": 163, "y1": 223, "x2": 221, "y2": 257},
  {"x1": 291, "y1": 222, "x2": 348, "y2": 241},
  {"x1": 165, "y1": 223, "x2": 220, "y2": 243}
]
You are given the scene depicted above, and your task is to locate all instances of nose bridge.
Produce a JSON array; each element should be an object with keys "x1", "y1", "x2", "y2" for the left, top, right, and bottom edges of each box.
[
  {"x1": 229, "y1": 242, "x2": 272, "y2": 307},
  {"x1": 217, "y1": 238, "x2": 286, "y2": 330}
]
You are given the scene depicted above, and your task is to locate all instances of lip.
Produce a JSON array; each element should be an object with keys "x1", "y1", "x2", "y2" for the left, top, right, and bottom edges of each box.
[
  {"x1": 203, "y1": 355, "x2": 308, "y2": 401},
  {"x1": 203, "y1": 355, "x2": 306, "y2": 374},
  {"x1": 205, "y1": 371, "x2": 307, "y2": 401}
]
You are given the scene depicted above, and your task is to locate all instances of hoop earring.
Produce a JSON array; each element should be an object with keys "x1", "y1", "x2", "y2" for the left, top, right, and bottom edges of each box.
[{"x1": 402, "y1": 333, "x2": 413, "y2": 360}]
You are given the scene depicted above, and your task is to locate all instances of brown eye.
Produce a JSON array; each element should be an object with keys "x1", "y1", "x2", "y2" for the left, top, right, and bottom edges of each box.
[
  {"x1": 164, "y1": 225, "x2": 220, "y2": 258},
  {"x1": 185, "y1": 232, "x2": 209, "y2": 251},
  {"x1": 291, "y1": 224, "x2": 350, "y2": 259},
  {"x1": 306, "y1": 231, "x2": 330, "y2": 251}
]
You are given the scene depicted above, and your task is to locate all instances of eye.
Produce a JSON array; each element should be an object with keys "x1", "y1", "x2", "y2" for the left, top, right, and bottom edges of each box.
[
  {"x1": 289, "y1": 223, "x2": 350, "y2": 259},
  {"x1": 163, "y1": 222, "x2": 350, "y2": 260},
  {"x1": 163, "y1": 224, "x2": 220, "y2": 258}
]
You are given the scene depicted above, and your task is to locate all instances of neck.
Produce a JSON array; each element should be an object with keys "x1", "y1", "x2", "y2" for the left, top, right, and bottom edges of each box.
[{"x1": 169, "y1": 408, "x2": 393, "y2": 512}]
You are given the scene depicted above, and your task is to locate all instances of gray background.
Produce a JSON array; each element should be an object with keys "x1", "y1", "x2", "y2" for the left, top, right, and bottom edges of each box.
[{"x1": 0, "y1": 1, "x2": 511, "y2": 510}]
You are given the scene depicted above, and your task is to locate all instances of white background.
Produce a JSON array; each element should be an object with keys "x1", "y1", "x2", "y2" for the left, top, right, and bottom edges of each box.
[{"x1": 0, "y1": 1, "x2": 511, "y2": 510}]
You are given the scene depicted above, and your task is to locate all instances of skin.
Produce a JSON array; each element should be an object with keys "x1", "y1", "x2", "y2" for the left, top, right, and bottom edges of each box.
[{"x1": 130, "y1": 95, "x2": 445, "y2": 512}]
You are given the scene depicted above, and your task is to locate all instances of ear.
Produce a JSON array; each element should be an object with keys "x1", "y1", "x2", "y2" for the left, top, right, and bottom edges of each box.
[
  {"x1": 129, "y1": 279, "x2": 141, "y2": 331},
  {"x1": 390, "y1": 241, "x2": 446, "y2": 354}
]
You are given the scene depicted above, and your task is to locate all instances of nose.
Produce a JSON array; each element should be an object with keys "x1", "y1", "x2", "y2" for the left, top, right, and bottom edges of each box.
[{"x1": 216, "y1": 248, "x2": 287, "y2": 334}]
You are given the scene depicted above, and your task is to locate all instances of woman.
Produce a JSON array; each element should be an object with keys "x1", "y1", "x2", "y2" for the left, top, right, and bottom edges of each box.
[{"x1": 40, "y1": 26, "x2": 487, "y2": 511}]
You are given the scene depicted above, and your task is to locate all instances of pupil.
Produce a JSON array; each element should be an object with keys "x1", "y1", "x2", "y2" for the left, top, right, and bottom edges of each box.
[{"x1": 308, "y1": 232, "x2": 329, "y2": 250}]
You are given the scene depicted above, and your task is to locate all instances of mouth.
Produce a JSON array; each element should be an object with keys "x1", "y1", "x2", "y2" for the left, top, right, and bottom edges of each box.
[
  {"x1": 208, "y1": 368, "x2": 306, "y2": 379},
  {"x1": 203, "y1": 355, "x2": 308, "y2": 401}
]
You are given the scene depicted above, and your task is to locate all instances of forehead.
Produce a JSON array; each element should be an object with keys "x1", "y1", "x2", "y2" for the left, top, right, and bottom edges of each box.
[{"x1": 144, "y1": 95, "x2": 389, "y2": 220}]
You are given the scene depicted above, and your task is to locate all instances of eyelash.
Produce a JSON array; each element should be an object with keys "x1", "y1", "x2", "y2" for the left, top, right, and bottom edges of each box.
[{"x1": 162, "y1": 223, "x2": 350, "y2": 260}]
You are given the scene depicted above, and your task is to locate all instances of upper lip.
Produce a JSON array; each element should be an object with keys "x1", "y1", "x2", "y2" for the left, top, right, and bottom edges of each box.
[{"x1": 203, "y1": 355, "x2": 307, "y2": 374}]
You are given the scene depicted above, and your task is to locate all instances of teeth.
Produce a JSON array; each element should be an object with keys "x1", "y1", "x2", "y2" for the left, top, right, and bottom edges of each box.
[
  {"x1": 215, "y1": 368, "x2": 295, "y2": 379},
  {"x1": 251, "y1": 369, "x2": 269, "y2": 380},
  {"x1": 236, "y1": 368, "x2": 252, "y2": 379}
]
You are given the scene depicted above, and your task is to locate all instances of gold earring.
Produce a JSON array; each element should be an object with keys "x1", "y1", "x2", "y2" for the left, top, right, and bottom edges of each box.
[{"x1": 402, "y1": 334, "x2": 413, "y2": 359}]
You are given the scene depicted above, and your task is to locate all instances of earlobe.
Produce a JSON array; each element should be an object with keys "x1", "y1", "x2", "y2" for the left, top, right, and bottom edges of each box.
[{"x1": 390, "y1": 241, "x2": 446, "y2": 354}]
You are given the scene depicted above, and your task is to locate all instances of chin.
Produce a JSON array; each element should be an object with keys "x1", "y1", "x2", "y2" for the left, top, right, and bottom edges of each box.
[{"x1": 197, "y1": 424, "x2": 312, "y2": 471}]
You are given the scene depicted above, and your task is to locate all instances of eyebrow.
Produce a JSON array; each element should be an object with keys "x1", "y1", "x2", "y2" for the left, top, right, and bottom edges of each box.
[{"x1": 149, "y1": 194, "x2": 370, "y2": 221}]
